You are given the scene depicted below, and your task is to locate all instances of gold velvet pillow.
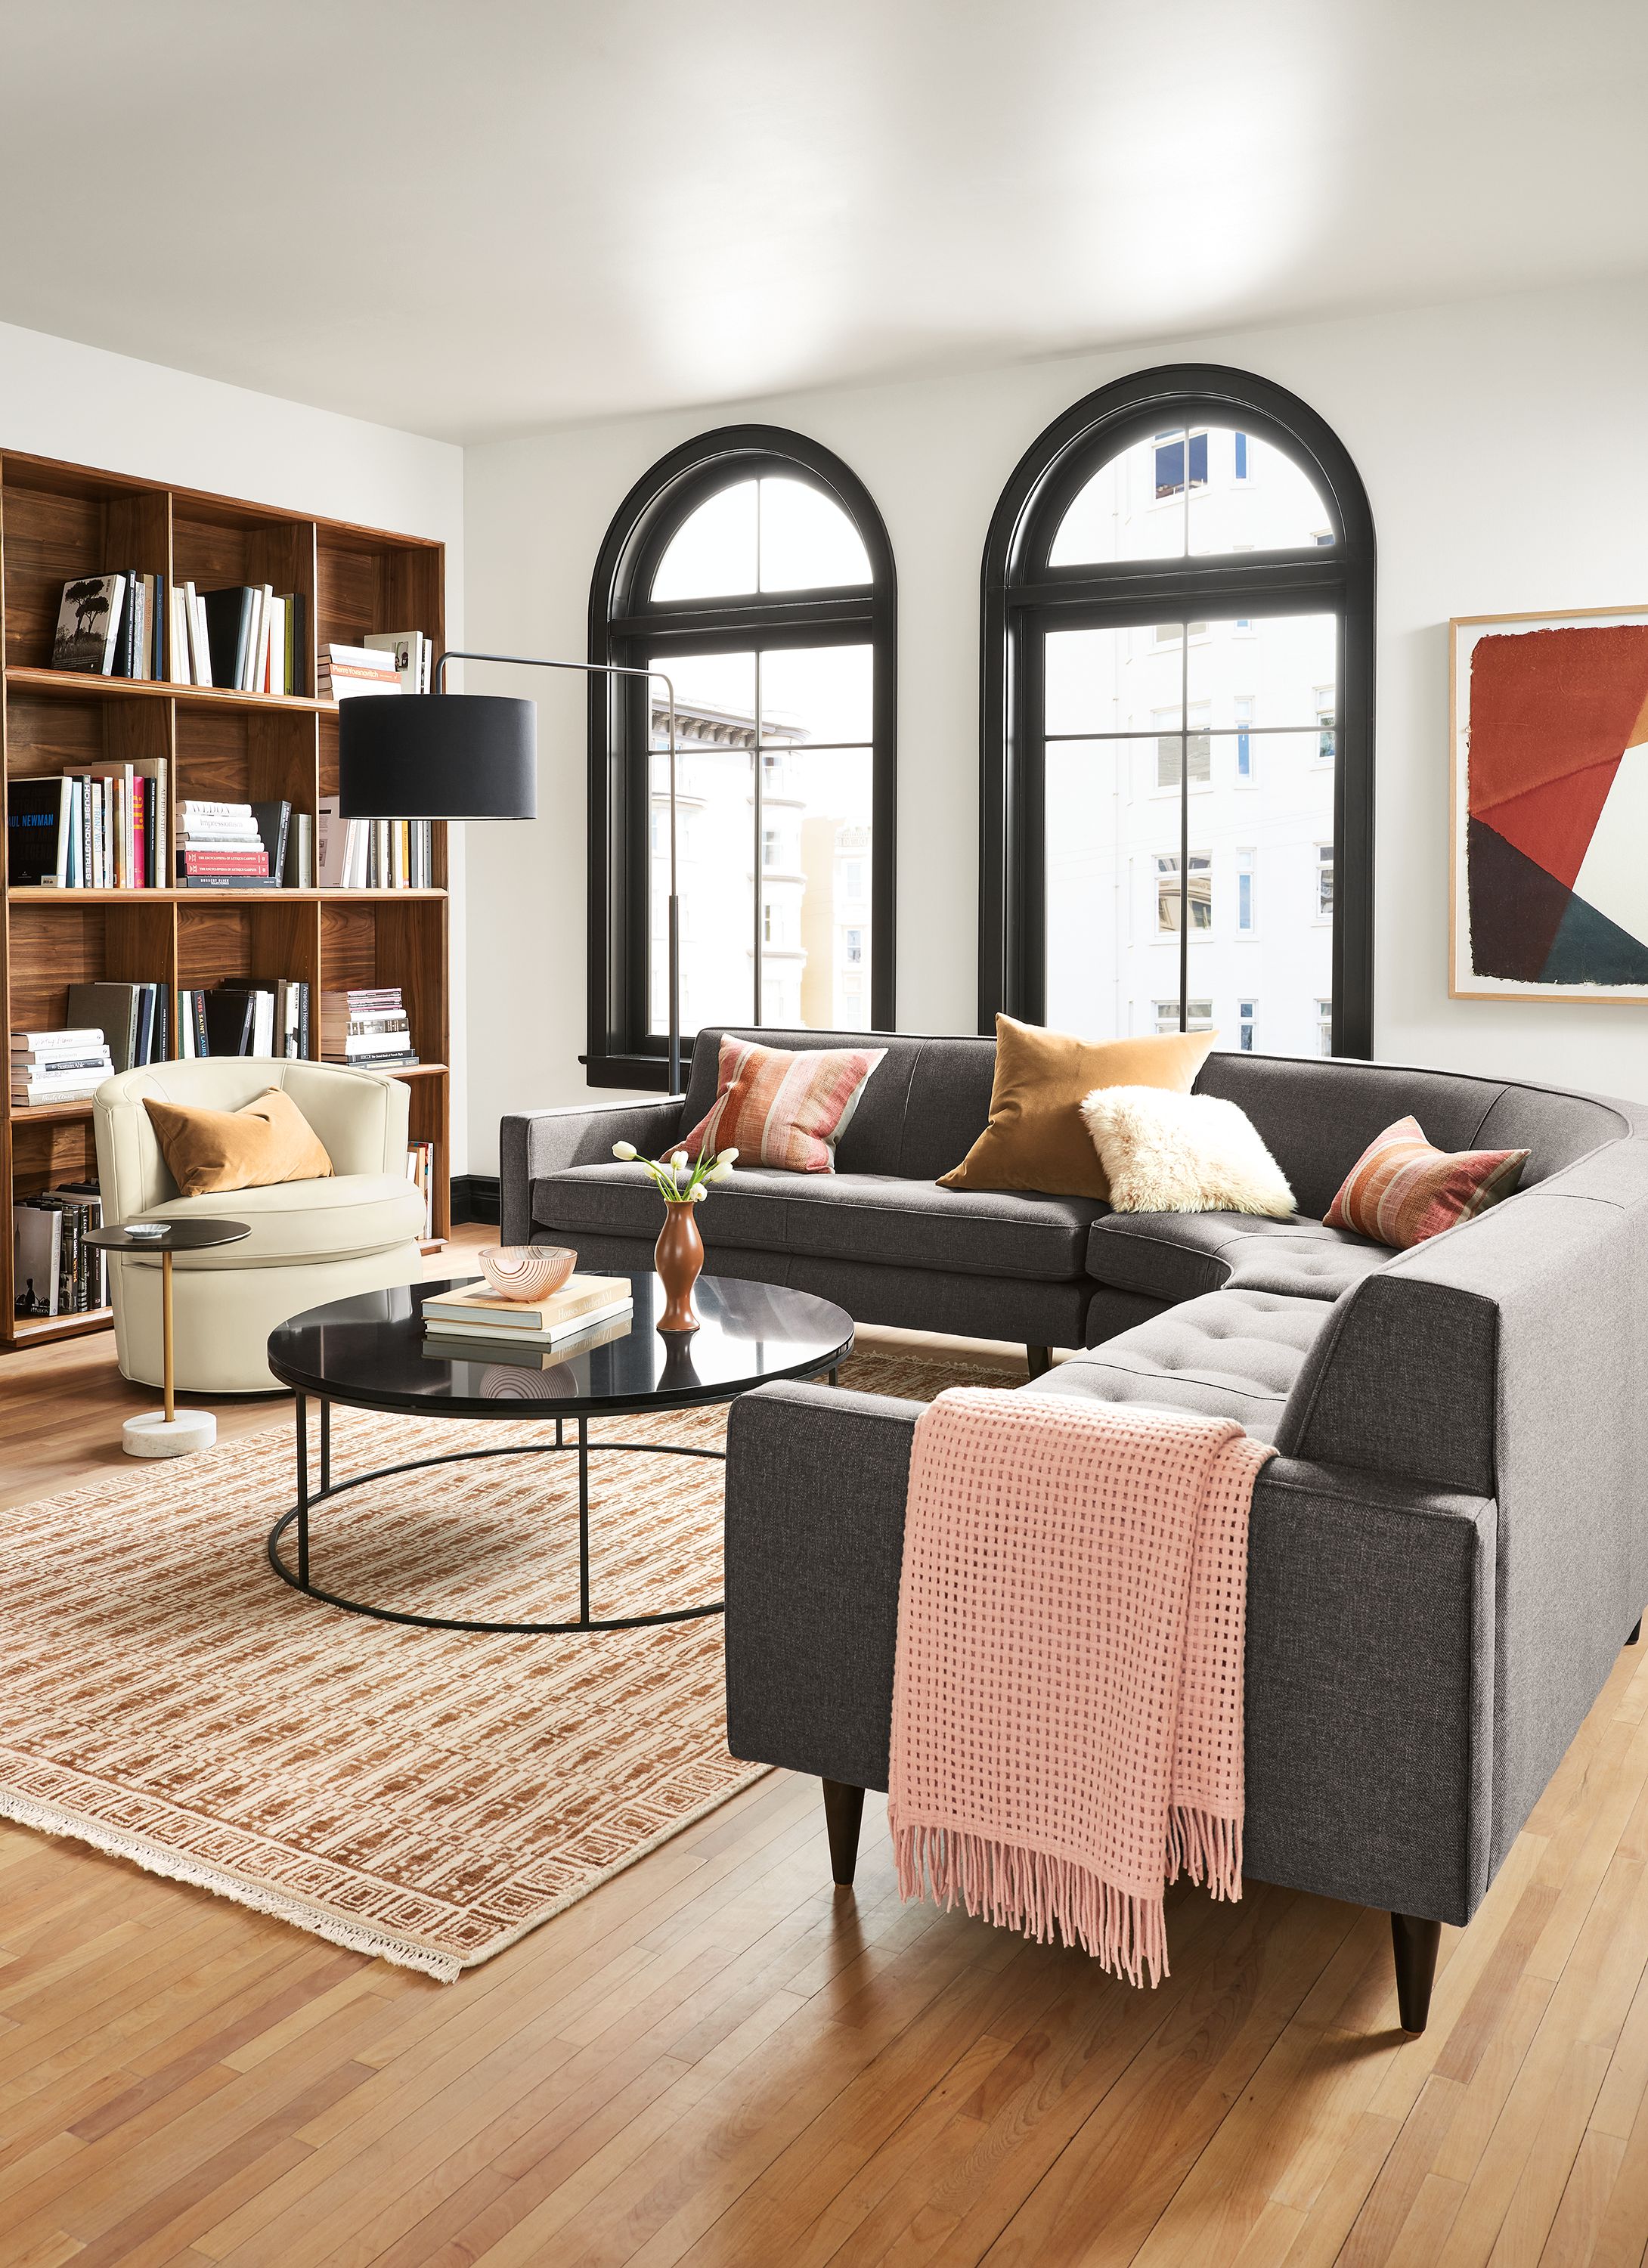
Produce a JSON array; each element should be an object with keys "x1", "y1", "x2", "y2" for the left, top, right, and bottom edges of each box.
[
  {"x1": 142, "y1": 1086, "x2": 334, "y2": 1197},
  {"x1": 938, "y1": 1015, "x2": 1217, "y2": 1201}
]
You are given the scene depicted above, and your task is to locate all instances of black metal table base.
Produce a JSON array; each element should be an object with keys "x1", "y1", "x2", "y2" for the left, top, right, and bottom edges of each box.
[{"x1": 267, "y1": 1392, "x2": 729, "y2": 1635}]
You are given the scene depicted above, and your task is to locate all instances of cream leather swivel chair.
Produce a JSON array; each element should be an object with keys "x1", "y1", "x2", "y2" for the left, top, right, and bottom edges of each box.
[{"x1": 93, "y1": 1058, "x2": 427, "y2": 1395}]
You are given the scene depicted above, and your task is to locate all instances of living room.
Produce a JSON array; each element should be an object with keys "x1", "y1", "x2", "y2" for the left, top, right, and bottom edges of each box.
[{"x1": 3, "y1": 5, "x2": 1648, "y2": 2262}]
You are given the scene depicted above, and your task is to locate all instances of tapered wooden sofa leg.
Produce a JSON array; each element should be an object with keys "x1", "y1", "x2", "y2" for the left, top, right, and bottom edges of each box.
[
  {"x1": 1391, "y1": 1912, "x2": 1442, "y2": 2033},
  {"x1": 1027, "y1": 1346, "x2": 1052, "y2": 1379},
  {"x1": 821, "y1": 1780, "x2": 866, "y2": 1888},
  {"x1": 1629, "y1": 1618, "x2": 1642, "y2": 1646}
]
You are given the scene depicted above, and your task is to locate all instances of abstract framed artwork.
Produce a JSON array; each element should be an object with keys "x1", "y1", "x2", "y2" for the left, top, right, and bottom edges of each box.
[{"x1": 1451, "y1": 606, "x2": 1648, "y2": 1000}]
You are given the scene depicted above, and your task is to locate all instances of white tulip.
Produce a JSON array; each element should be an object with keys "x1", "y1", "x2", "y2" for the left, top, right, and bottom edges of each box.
[
  {"x1": 671, "y1": 1149, "x2": 689, "y2": 1170},
  {"x1": 612, "y1": 1140, "x2": 638, "y2": 1160},
  {"x1": 690, "y1": 1184, "x2": 708, "y2": 1200},
  {"x1": 708, "y1": 1157, "x2": 733, "y2": 1182},
  {"x1": 720, "y1": 1147, "x2": 740, "y2": 1164}
]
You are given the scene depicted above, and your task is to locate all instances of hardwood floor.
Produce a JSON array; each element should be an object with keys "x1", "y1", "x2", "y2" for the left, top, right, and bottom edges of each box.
[{"x1": 2, "y1": 1238, "x2": 1647, "y2": 2264}]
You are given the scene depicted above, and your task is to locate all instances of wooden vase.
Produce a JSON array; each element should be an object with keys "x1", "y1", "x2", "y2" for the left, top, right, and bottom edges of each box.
[{"x1": 655, "y1": 1201, "x2": 705, "y2": 1332}]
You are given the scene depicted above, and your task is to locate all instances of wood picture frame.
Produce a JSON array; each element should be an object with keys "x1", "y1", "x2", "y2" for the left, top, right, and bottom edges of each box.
[{"x1": 1450, "y1": 604, "x2": 1648, "y2": 1002}]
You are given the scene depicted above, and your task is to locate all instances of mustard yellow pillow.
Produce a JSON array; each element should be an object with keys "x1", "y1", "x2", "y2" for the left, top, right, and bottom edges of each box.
[
  {"x1": 939, "y1": 1015, "x2": 1216, "y2": 1201},
  {"x1": 143, "y1": 1086, "x2": 334, "y2": 1197}
]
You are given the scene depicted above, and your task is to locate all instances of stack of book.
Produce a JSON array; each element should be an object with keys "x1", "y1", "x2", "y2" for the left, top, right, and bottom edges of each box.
[
  {"x1": 177, "y1": 978, "x2": 309, "y2": 1060},
  {"x1": 406, "y1": 1140, "x2": 436, "y2": 1239},
  {"x1": 11, "y1": 1027, "x2": 115, "y2": 1109},
  {"x1": 12, "y1": 1185, "x2": 107, "y2": 1317},
  {"x1": 173, "y1": 584, "x2": 305, "y2": 694},
  {"x1": 314, "y1": 799, "x2": 435, "y2": 888},
  {"x1": 321, "y1": 987, "x2": 418, "y2": 1069},
  {"x1": 176, "y1": 798, "x2": 300, "y2": 888},
  {"x1": 66, "y1": 982, "x2": 169, "y2": 1071},
  {"x1": 318, "y1": 643, "x2": 398, "y2": 702},
  {"x1": 6, "y1": 760, "x2": 168, "y2": 889},
  {"x1": 420, "y1": 1275, "x2": 633, "y2": 1356},
  {"x1": 49, "y1": 572, "x2": 166, "y2": 680}
]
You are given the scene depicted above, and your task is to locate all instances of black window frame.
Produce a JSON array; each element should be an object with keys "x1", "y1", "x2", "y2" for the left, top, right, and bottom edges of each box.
[
  {"x1": 979, "y1": 363, "x2": 1376, "y2": 1056},
  {"x1": 587, "y1": 423, "x2": 897, "y2": 1090}
]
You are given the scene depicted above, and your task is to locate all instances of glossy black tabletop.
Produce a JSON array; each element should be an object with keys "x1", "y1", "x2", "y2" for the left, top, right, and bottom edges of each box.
[
  {"x1": 265, "y1": 1273, "x2": 854, "y2": 1418},
  {"x1": 85, "y1": 1218, "x2": 252, "y2": 1253}
]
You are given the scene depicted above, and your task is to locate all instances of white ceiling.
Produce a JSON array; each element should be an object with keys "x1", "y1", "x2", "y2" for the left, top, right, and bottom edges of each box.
[{"x1": 2, "y1": 0, "x2": 1646, "y2": 443}]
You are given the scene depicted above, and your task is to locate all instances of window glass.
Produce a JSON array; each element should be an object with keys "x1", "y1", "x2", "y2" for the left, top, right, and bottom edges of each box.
[
  {"x1": 1051, "y1": 426, "x2": 1334, "y2": 567},
  {"x1": 652, "y1": 481, "x2": 758, "y2": 600},
  {"x1": 651, "y1": 476, "x2": 871, "y2": 600}
]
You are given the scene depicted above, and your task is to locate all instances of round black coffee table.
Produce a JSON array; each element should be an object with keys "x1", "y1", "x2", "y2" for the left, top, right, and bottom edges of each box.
[{"x1": 264, "y1": 1271, "x2": 853, "y2": 1635}]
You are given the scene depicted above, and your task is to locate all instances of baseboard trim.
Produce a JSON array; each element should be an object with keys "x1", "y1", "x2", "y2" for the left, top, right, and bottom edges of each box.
[{"x1": 451, "y1": 1175, "x2": 500, "y2": 1226}]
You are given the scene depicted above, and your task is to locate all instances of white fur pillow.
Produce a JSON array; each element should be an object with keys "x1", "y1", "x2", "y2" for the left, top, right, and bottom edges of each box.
[{"x1": 1080, "y1": 1085, "x2": 1296, "y2": 1216}]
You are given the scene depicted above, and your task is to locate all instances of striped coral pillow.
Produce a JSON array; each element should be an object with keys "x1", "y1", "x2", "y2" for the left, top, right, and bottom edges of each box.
[
  {"x1": 1324, "y1": 1115, "x2": 1529, "y2": 1249},
  {"x1": 683, "y1": 1036, "x2": 887, "y2": 1174}
]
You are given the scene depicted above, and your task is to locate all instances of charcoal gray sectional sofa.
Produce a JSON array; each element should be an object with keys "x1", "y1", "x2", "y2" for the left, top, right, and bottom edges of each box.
[{"x1": 503, "y1": 1025, "x2": 1648, "y2": 2029}]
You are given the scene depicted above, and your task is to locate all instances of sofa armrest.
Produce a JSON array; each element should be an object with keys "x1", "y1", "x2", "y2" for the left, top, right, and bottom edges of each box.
[
  {"x1": 724, "y1": 1380, "x2": 922, "y2": 1790},
  {"x1": 499, "y1": 1095, "x2": 685, "y2": 1244}
]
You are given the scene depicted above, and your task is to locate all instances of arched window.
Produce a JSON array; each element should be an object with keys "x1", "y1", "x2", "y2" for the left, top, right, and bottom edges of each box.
[
  {"x1": 588, "y1": 426, "x2": 896, "y2": 1087},
  {"x1": 980, "y1": 365, "x2": 1374, "y2": 1059}
]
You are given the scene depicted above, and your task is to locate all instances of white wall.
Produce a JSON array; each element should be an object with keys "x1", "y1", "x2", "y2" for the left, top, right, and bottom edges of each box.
[
  {"x1": 461, "y1": 275, "x2": 1648, "y2": 1173},
  {"x1": 0, "y1": 318, "x2": 469, "y2": 1170}
]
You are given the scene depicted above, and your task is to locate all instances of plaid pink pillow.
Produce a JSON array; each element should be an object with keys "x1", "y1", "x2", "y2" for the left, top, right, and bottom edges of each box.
[
  {"x1": 683, "y1": 1036, "x2": 886, "y2": 1173},
  {"x1": 1324, "y1": 1114, "x2": 1528, "y2": 1250}
]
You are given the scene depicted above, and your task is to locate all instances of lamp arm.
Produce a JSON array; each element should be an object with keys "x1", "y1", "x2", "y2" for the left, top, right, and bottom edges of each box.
[{"x1": 433, "y1": 649, "x2": 682, "y2": 1096}]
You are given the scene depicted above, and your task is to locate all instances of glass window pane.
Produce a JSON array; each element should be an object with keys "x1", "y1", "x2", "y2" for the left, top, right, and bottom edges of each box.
[
  {"x1": 1049, "y1": 432, "x2": 1188, "y2": 566},
  {"x1": 758, "y1": 642, "x2": 872, "y2": 745},
  {"x1": 1045, "y1": 738, "x2": 1188, "y2": 1037},
  {"x1": 651, "y1": 480, "x2": 757, "y2": 600},
  {"x1": 1188, "y1": 428, "x2": 1334, "y2": 556},
  {"x1": 1046, "y1": 625, "x2": 1181, "y2": 737},
  {"x1": 649, "y1": 650, "x2": 755, "y2": 1034},
  {"x1": 757, "y1": 477, "x2": 872, "y2": 591},
  {"x1": 1185, "y1": 615, "x2": 1337, "y2": 730}
]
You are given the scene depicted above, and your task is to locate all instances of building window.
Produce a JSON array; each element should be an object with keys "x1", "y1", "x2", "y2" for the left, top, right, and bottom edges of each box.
[
  {"x1": 1239, "y1": 999, "x2": 1256, "y2": 1051},
  {"x1": 844, "y1": 926, "x2": 863, "y2": 964},
  {"x1": 1236, "y1": 849, "x2": 1255, "y2": 932},
  {"x1": 842, "y1": 858, "x2": 865, "y2": 898},
  {"x1": 1317, "y1": 844, "x2": 1334, "y2": 918},
  {"x1": 589, "y1": 426, "x2": 896, "y2": 1083},
  {"x1": 985, "y1": 364, "x2": 1374, "y2": 1058},
  {"x1": 1317, "y1": 999, "x2": 1334, "y2": 1056}
]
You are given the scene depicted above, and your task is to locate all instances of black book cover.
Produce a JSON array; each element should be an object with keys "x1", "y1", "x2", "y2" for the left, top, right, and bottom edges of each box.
[
  {"x1": 287, "y1": 591, "x2": 306, "y2": 696},
  {"x1": 7, "y1": 779, "x2": 64, "y2": 886},
  {"x1": 200, "y1": 587, "x2": 252, "y2": 691},
  {"x1": 134, "y1": 984, "x2": 156, "y2": 1067},
  {"x1": 250, "y1": 800, "x2": 291, "y2": 887},
  {"x1": 202, "y1": 990, "x2": 255, "y2": 1057}
]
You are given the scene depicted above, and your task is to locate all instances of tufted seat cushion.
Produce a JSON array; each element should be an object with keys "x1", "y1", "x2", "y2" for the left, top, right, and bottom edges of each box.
[
  {"x1": 534, "y1": 1165, "x2": 1104, "y2": 1283},
  {"x1": 1028, "y1": 1287, "x2": 1330, "y2": 1442},
  {"x1": 1087, "y1": 1210, "x2": 1389, "y2": 1304}
]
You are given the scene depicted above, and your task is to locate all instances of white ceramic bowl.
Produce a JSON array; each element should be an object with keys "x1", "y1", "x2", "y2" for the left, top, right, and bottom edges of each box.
[{"x1": 477, "y1": 1244, "x2": 576, "y2": 1303}]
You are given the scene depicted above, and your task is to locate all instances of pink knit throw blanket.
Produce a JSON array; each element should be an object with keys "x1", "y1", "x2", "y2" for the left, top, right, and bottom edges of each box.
[{"x1": 888, "y1": 1389, "x2": 1275, "y2": 1986}]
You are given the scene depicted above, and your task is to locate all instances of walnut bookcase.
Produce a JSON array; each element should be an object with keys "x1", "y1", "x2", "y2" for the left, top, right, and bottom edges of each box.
[{"x1": 1, "y1": 449, "x2": 450, "y2": 1353}]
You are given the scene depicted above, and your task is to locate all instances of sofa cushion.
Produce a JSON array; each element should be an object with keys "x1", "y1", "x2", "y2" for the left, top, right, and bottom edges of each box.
[
  {"x1": 1028, "y1": 1287, "x2": 1330, "y2": 1443},
  {"x1": 1088, "y1": 1210, "x2": 1389, "y2": 1303},
  {"x1": 534, "y1": 1163, "x2": 1104, "y2": 1282},
  {"x1": 129, "y1": 1173, "x2": 426, "y2": 1269}
]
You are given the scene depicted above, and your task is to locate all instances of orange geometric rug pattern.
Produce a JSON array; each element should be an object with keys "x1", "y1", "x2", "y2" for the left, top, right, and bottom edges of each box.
[{"x1": 0, "y1": 1349, "x2": 966, "y2": 1979}]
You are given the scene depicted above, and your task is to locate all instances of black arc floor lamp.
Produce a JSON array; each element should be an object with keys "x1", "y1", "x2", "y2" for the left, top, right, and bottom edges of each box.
[{"x1": 338, "y1": 650, "x2": 683, "y2": 1092}]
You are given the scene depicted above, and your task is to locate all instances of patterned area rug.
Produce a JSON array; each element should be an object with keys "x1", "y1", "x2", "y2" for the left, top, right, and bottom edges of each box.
[{"x1": 0, "y1": 1349, "x2": 979, "y2": 1979}]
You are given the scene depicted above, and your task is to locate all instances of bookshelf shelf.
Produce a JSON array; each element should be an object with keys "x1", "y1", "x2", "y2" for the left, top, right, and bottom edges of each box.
[{"x1": 3, "y1": 448, "x2": 449, "y2": 1352}]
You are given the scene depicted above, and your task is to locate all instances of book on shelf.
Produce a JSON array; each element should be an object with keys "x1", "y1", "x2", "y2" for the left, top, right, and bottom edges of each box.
[
  {"x1": 10, "y1": 1021, "x2": 117, "y2": 1106},
  {"x1": 11, "y1": 761, "x2": 170, "y2": 891},
  {"x1": 64, "y1": 982, "x2": 169, "y2": 1074},
  {"x1": 321, "y1": 986, "x2": 418, "y2": 1068},
  {"x1": 405, "y1": 1140, "x2": 435, "y2": 1239},
  {"x1": 420, "y1": 1275, "x2": 632, "y2": 1339},
  {"x1": 47, "y1": 571, "x2": 169, "y2": 680},
  {"x1": 176, "y1": 797, "x2": 271, "y2": 887},
  {"x1": 291, "y1": 810, "x2": 313, "y2": 888},
  {"x1": 176, "y1": 978, "x2": 309, "y2": 1061},
  {"x1": 362, "y1": 631, "x2": 432, "y2": 697},
  {"x1": 6, "y1": 778, "x2": 73, "y2": 886},
  {"x1": 12, "y1": 1185, "x2": 107, "y2": 1317},
  {"x1": 180, "y1": 585, "x2": 305, "y2": 693},
  {"x1": 317, "y1": 643, "x2": 401, "y2": 702},
  {"x1": 314, "y1": 797, "x2": 434, "y2": 889}
]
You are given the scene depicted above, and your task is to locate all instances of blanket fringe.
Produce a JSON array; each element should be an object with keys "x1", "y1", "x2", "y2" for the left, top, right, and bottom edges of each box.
[
  {"x1": 894, "y1": 1818, "x2": 1170, "y2": 1987},
  {"x1": 1166, "y1": 1804, "x2": 1243, "y2": 1902}
]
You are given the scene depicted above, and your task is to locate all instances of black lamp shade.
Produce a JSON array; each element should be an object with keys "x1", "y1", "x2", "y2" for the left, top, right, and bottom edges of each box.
[{"x1": 337, "y1": 693, "x2": 537, "y2": 820}]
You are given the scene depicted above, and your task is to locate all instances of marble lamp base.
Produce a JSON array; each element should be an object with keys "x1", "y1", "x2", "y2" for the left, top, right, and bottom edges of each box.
[{"x1": 123, "y1": 1409, "x2": 217, "y2": 1459}]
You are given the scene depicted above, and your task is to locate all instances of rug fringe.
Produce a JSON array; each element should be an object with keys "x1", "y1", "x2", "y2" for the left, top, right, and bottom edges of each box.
[
  {"x1": 0, "y1": 1786, "x2": 462, "y2": 1982},
  {"x1": 893, "y1": 1819, "x2": 1170, "y2": 1988}
]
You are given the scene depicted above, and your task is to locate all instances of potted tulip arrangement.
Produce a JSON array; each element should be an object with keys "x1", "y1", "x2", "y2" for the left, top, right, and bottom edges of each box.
[{"x1": 612, "y1": 1139, "x2": 738, "y2": 1331}]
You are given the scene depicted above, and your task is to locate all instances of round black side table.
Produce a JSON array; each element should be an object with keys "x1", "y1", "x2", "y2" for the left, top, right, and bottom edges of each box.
[{"x1": 86, "y1": 1217, "x2": 251, "y2": 1458}]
